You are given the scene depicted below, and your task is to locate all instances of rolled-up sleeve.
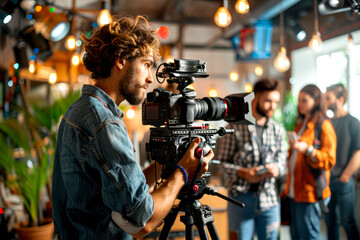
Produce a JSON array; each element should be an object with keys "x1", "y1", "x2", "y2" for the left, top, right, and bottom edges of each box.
[
  {"x1": 90, "y1": 120, "x2": 154, "y2": 232},
  {"x1": 111, "y1": 193, "x2": 154, "y2": 234},
  {"x1": 308, "y1": 119, "x2": 336, "y2": 170}
]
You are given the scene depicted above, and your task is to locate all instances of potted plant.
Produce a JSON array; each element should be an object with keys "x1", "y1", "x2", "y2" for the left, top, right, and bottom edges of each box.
[{"x1": 0, "y1": 89, "x2": 80, "y2": 239}]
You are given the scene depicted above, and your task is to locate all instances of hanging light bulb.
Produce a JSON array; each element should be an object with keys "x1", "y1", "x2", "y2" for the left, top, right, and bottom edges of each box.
[
  {"x1": 235, "y1": 0, "x2": 250, "y2": 14},
  {"x1": 274, "y1": 10, "x2": 291, "y2": 72},
  {"x1": 309, "y1": 32, "x2": 323, "y2": 52},
  {"x1": 308, "y1": 0, "x2": 322, "y2": 52},
  {"x1": 274, "y1": 47, "x2": 290, "y2": 72},
  {"x1": 347, "y1": 33, "x2": 355, "y2": 55},
  {"x1": 49, "y1": 69, "x2": 57, "y2": 84},
  {"x1": 254, "y1": 64, "x2": 263, "y2": 76},
  {"x1": 229, "y1": 70, "x2": 239, "y2": 81},
  {"x1": 65, "y1": 35, "x2": 76, "y2": 50},
  {"x1": 97, "y1": 1, "x2": 111, "y2": 27},
  {"x1": 29, "y1": 60, "x2": 36, "y2": 74},
  {"x1": 214, "y1": 0, "x2": 232, "y2": 28},
  {"x1": 71, "y1": 52, "x2": 80, "y2": 66}
]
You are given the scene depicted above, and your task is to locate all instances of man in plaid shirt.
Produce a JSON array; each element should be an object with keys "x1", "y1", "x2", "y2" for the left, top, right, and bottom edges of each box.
[{"x1": 216, "y1": 78, "x2": 287, "y2": 240}]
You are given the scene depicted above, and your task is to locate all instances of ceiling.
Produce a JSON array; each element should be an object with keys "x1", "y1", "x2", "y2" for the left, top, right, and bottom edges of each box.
[
  {"x1": 2, "y1": 0, "x2": 359, "y2": 60},
  {"x1": 49, "y1": 0, "x2": 310, "y2": 49}
]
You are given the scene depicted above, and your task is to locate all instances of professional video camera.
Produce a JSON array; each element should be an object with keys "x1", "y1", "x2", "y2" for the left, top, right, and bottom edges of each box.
[
  {"x1": 142, "y1": 59, "x2": 253, "y2": 239},
  {"x1": 142, "y1": 59, "x2": 255, "y2": 179}
]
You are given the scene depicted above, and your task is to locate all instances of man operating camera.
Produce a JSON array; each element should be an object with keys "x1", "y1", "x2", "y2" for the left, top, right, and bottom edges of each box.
[{"x1": 52, "y1": 15, "x2": 213, "y2": 240}]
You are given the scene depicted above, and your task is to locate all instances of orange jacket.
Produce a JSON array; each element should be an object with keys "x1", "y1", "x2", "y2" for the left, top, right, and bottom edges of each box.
[{"x1": 284, "y1": 118, "x2": 336, "y2": 203}]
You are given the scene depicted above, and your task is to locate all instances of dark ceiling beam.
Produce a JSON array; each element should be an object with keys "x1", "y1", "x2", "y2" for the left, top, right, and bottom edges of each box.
[
  {"x1": 111, "y1": 0, "x2": 127, "y2": 13},
  {"x1": 205, "y1": 0, "x2": 301, "y2": 48}
]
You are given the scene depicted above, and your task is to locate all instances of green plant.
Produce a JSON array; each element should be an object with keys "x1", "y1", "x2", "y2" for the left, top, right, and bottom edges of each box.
[
  {"x1": 0, "y1": 90, "x2": 81, "y2": 227},
  {"x1": 0, "y1": 120, "x2": 49, "y2": 227},
  {"x1": 282, "y1": 91, "x2": 298, "y2": 131},
  {"x1": 272, "y1": 91, "x2": 298, "y2": 131}
]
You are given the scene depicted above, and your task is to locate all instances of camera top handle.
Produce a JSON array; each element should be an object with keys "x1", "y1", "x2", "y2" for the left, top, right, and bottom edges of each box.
[{"x1": 156, "y1": 59, "x2": 209, "y2": 91}]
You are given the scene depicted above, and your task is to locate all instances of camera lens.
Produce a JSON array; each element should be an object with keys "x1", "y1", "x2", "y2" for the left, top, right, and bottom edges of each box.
[
  {"x1": 192, "y1": 93, "x2": 253, "y2": 123},
  {"x1": 194, "y1": 97, "x2": 228, "y2": 121}
]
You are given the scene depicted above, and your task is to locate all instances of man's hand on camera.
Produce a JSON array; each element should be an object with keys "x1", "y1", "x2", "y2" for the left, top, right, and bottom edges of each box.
[{"x1": 177, "y1": 137, "x2": 214, "y2": 184}]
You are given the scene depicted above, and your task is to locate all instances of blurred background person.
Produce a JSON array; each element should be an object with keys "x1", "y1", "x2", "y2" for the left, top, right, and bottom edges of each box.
[
  {"x1": 216, "y1": 78, "x2": 287, "y2": 240},
  {"x1": 324, "y1": 83, "x2": 360, "y2": 240},
  {"x1": 284, "y1": 84, "x2": 336, "y2": 240}
]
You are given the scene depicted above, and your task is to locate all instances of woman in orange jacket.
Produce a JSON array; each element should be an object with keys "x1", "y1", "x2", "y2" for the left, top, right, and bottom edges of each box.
[{"x1": 284, "y1": 84, "x2": 336, "y2": 240}]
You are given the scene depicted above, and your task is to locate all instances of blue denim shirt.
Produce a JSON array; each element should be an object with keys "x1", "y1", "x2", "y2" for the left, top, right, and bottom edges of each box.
[{"x1": 52, "y1": 85, "x2": 154, "y2": 240}]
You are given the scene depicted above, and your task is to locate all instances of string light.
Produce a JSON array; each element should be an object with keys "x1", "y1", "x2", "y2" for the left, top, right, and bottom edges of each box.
[
  {"x1": 214, "y1": 0, "x2": 231, "y2": 28},
  {"x1": 49, "y1": 69, "x2": 57, "y2": 84},
  {"x1": 65, "y1": 35, "x2": 76, "y2": 50},
  {"x1": 29, "y1": 60, "x2": 36, "y2": 74},
  {"x1": 244, "y1": 83, "x2": 253, "y2": 92},
  {"x1": 308, "y1": 0, "x2": 322, "y2": 52},
  {"x1": 235, "y1": 0, "x2": 250, "y2": 14},
  {"x1": 229, "y1": 70, "x2": 239, "y2": 81},
  {"x1": 71, "y1": 52, "x2": 80, "y2": 66},
  {"x1": 208, "y1": 88, "x2": 218, "y2": 97},
  {"x1": 254, "y1": 64, "x2": 263, "y2": 76}
]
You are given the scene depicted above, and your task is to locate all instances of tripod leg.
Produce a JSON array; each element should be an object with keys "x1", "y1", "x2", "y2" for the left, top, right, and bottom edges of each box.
[
  {"x1": 195, "y1": 225, "x2": 209, "y2": 240},
  {"x1": 206, "y1": 222, "x2": 219, "y2": 240},
  {"x1": 181, "y1": 205, "x2": 195, "y2": 240},
  {"x1": 159, "y1": 206, "x2": 180, "y2": 240},
  {"x1": 193, "y1": 205, "x2": 221, "y2": 240}
]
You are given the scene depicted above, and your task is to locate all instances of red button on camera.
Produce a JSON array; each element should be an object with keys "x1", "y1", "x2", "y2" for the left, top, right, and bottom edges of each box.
[{"x1": 193, "y1": 185, "x2": 199, "y2": 192}]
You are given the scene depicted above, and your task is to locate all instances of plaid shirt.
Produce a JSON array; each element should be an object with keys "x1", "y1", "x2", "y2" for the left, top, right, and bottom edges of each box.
[{"x1": 215, "y1": 118, "x2": 287, "y2": 211}]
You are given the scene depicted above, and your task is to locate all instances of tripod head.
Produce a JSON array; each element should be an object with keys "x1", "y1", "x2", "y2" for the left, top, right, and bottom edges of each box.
[{"x1": 179, "y1": 177, "x2": 245, "y2": 209}]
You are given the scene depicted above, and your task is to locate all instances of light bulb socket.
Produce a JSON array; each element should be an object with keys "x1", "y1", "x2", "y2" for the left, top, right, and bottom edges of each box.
[
  {"x1": 348, "y1": 33, "x2": 353, "y2": 41},
  {"x1": 101, "y1": 0, "x2": 109, "y2": 10}
]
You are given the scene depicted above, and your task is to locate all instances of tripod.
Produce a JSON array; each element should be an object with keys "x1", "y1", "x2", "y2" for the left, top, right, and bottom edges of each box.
[{"x1": 158, "y1": 178, "x2": 245, "y2": 240}]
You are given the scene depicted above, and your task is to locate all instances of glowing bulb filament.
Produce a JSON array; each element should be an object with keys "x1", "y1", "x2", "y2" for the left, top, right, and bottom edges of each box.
[
  {"x1": 229, "y1": 71, "x2": 239, "y2": 81},
  {"x1": 235, "y1": 0, "x2": 250, "y2": 14},
  {"x1": 209, "y1": 88, "x2": 218, "y2": 97},
  {"x1": 308, "y1": 32, "x2": 323, "y2": 52},
  {"x1": 97, "y1": 9, "x2": 111, "y2": 27},
  {"x1": 49, "y1": 71, "x2": 57, "y2": 84},
  {"x1": 214, "y1": 7, "x2": 232, "y2": 27},
  {"x1": 274, "y1": 47, "x2": 291, "y2": 72},
  {"x1": 66, "y1": 35, "x2": 76, "y2": 50},
  {"x1": 254, "y1": 65, "x2": 263, "y2": 76},
  {"x1": 29, "y1": 60, "x2": 35, "y2": 74}
]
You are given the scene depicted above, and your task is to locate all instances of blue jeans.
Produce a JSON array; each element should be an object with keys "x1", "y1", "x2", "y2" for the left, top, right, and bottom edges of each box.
[
  {"x1": 289, "y1": 197, "x2": 330, "y2": 240},
  {"x1": 324, "y1": 177, "x2": 360, "y2": 240},
  {"x1": 228, "y1": 191, "x2": 280, "y2": 240}
]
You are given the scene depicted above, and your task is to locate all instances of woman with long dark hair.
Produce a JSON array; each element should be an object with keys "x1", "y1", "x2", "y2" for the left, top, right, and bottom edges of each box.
[{"x1": 283, "y1": 84, "x2": 336, "y2": 240}]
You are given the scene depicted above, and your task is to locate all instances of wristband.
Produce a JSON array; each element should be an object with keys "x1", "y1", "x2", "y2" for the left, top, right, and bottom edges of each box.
[
  {"x1": 305, "y1": 145, "x2": 314, "y2": 157},
  {"x1": 175, "y1": 165, "x2": 188, "y2": 185}
]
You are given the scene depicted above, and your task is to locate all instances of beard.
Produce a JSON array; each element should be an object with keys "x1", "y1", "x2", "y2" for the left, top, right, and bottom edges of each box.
[
  {"x1": 328, "y1": 102, "x2": 337, "y2": 112},
  {"x1": 256, "y1": 102, "x2": 271, "y2": 118},
  {"x1": 118, "y1": 65, "x2": 145, "y2": 105}
]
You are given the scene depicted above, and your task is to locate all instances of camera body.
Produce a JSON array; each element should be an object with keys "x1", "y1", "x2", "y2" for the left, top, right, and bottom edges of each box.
[
  {"x1": 142, "y1": 59, "x2": 254, "y2": 180},
  {"x1": 147, "y1": 124, "x2": 233, "y2": 179}
]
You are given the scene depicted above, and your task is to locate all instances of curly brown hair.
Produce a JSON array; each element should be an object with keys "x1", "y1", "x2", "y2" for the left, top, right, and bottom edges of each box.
[{"x1": 81, "y1": 15, "x2": 161, "y2": 80}]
